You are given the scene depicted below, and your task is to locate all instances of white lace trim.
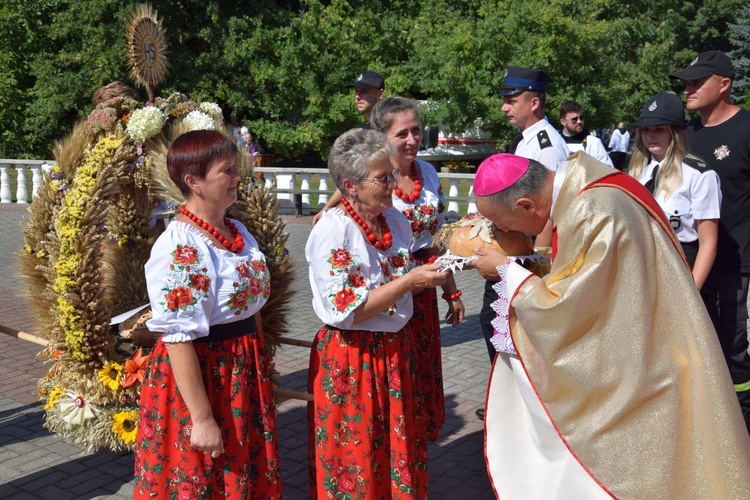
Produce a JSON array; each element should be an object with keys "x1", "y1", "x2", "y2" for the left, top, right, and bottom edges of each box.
[
  {"x1": 434, "y1": 252, "x2": 478, "y2": 273},
  {"x1": 490, "y1": 263, "x2": 515, "y2": 354}
]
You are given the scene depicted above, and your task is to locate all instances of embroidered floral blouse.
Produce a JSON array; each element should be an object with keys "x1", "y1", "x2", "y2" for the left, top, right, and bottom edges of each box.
[
  {"x1": 305, "y1": 207, "x2": 414, "y2": 332},
  {"x1": 392, "y1": 159, "x2": 446, "y2": 252},
  {"x1": 145, "y1": 220, "x2": 271, "y2": 342}
]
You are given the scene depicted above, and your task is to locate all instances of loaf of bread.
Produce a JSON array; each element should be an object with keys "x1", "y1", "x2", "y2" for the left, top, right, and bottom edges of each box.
[{"x1": 447, "y1": 216, "x2": 533, "y2": 257}]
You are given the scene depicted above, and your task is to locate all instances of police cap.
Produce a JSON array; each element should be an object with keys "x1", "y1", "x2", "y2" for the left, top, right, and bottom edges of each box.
[{"x1": 500, "y1": 66, "x2": 551, "y2": 96}]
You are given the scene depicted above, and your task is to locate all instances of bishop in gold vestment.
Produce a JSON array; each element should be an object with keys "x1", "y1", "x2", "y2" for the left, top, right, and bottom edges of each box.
[{"x1": 470, "y1": 153, "x2": 750, "y2": 499}]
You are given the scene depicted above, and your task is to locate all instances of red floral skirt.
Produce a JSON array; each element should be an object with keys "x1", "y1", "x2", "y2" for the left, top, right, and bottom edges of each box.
[
  {"x1": 410, "y1": 288, "x2": 445, "y2": 441},
  {"x1": 134, "y1": 330, "x2": 281, "y2": 499},
  {"x1": 307, "y1": 325, "x2": 428, "y2": 499}
]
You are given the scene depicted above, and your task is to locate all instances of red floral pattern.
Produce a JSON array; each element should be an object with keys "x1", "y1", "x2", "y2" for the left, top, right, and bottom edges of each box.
[
  {"x1": 165, "y1": 286, "x2": 196, "y2": 311},
  {"x1": 333, "y1": 288, "x2": 357, "y2": 312},
  {"x1": 410, "y1": 288, "x2": 445, "y2": 441},
  {"x1": 308, "y1": 326, "x2": 428, "y2": 499},
  {"x1": 173, "y1": 244, "x2": 199, "y2": 267},
  {"x1": 392, "y1": 162, "x2": 447, "y2": 442},
  {"x1": 158, "y1": 243, "x2": 270, "y2": 318},
  {"x1": 134, "y1": 331, "x2": 281, "y2": 499},
  {"x1": 191, "y1": 273, "x2": 210, "y2": 292}
]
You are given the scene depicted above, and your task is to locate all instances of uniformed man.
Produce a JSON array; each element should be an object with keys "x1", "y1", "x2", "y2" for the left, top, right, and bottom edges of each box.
[
  {"x1": 558, "y1": 101, "x2": 613, "y2": 167},
  {"x1": 500, "y1": 66, "x2": 569, "y2": 167},
  {"x1": 670, "y1": 50, "x2": 750, "y2": 431},
  {"x1": 477, "y1": 66, "x2": 569, "y2": 420}
]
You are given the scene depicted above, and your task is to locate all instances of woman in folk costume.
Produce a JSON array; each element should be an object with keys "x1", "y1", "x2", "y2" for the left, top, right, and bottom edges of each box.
[
  {"x1": 306, "y1": 128, "x2": 452, "y2": 499},
  {"x1": 371, "y1": 97, "x2": 465, "y2": 441},
  {"x1": 628, "y1": 92, "x2": 721, "y2": 289},
  {"x1": 469, "y1": 153, "x2": 750, "y2": 499},
  {"x1": 134, "y1": 130, "x2": 281, "y2": 499}
]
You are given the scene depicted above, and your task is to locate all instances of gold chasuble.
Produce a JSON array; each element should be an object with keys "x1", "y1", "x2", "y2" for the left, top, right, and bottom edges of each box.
[{"x1": 484, "y1": 153, "x2": 750, "y2": 499}]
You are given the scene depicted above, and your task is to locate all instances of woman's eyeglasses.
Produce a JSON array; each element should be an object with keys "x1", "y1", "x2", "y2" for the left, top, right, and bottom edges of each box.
[{"x1": 361, "y1": 169, "x2": 401, "y2": 186}]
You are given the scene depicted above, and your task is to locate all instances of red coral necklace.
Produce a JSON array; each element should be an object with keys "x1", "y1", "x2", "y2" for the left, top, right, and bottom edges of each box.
[
  {"x1": 393, "y1": 161, "x2": 421, "y2": 203},
  {"x1": 340, "y1": 196, "x2": 393, "y2": 251},
  {"x1": 179, "y1": 205, "x2": 245, "y2": 253}
]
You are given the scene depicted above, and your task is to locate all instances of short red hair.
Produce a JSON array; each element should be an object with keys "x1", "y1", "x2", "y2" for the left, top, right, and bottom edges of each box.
[{"x1": 167, "y1": 130, "x2": 237, "y2": 195}]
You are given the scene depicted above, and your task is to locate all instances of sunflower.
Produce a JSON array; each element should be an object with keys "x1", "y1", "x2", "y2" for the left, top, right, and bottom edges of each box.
[
  {"x1": 98, "y1": 362, "x2": 124, "y2": 391},
  {"x1": 112, "y1": 410, "x2": 138, "y2": 445}
]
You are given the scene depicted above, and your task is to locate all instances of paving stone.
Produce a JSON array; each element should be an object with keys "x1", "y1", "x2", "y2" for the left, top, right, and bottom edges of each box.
[{"x1": 0, "y1": 208, "x2": 498, "y2": 497}]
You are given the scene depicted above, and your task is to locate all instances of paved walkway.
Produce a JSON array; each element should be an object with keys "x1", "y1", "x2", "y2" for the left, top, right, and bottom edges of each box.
[{"x1": 0, "y1": 203, "x2": 495, "y2": 499}]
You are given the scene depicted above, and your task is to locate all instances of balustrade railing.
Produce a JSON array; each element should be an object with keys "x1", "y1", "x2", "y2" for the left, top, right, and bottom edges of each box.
[{"x1": 0, "y1": 160, "x2": 477, "y2": 219}]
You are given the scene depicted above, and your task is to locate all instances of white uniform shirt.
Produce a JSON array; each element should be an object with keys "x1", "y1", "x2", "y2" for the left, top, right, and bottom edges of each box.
[
  {"x1": 305, "y1": 207, "x2": 414, "y2": 332},
  {"x1": 515, "y1": 117, "x2": 570, "y2": 170},
  {"x1": 636, "y1": 158, "x2": 722, "y2": 243},
  {"x1": 564, "y1": 135, "x2": 614, "y2": 167}
]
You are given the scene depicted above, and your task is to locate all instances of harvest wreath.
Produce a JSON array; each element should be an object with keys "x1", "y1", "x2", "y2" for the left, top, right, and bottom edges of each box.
[{"x1": 21, "y1": 92, "x2": 294, "y2": 452}]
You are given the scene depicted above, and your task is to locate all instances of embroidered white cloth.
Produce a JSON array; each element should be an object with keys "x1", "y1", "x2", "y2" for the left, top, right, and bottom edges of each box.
[
  {"x1": 305, "y1": 207, "x2": 414, "y2": 332},
  {"x1": 391, "y1": 159, "x2": 446, "y2": 252},
  {"x1": 145, "y1": 220, "x2": 270, "y2": 342}
]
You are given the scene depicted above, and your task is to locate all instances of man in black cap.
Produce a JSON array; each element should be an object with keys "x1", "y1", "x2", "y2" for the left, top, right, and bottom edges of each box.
[
  {"x1": 475, "y1": 65, "x2": 569, "y2": 420},
  {"x1": 671, "y1": 50, "x2": 750, "y2": 431},
  {"x1": 312, "y1": 70, "x2": 386, "y2": 225},
  {"x1": 346, "y1": 70, "x2": 385, "y2": 129}
]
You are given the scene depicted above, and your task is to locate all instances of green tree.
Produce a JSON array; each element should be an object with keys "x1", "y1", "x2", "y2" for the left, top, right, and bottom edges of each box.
[
  {"x1": 728, "y1": 5, "x2": 750, "y2": 106},
  {"x1": 0, "y1": 0, "x2": 746, "y2": 159}
]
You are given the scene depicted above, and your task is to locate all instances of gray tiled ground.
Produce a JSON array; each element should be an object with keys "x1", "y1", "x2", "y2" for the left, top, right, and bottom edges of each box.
[{"x1": 0, "y1": 204, "x2": 495, "y2": 498}]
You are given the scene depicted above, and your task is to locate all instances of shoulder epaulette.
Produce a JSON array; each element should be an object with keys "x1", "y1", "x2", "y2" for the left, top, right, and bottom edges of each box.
[
  {"x1": 536, "y1": 130, "x2": 552, "y2": 149},
  {"x1": 684, "y1": 156, "x2": 709, "y2": 172}
]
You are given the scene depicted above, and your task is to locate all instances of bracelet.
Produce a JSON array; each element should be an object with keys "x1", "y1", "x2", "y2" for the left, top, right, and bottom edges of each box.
[
  {"x1": 415, "y1": 254, "x2": 439, "y2": 265},
  {"x1": 442, "y1": 290, "x2": 462, "y2": 301}
]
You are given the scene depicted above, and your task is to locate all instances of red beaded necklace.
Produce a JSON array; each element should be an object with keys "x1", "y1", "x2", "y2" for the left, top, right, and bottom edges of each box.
[
  {"x1": 393, "y1": 161, "x2": 421, "y2": 203},
  {"x1": 340, "y1": 196, "x2": 393, "y2": 251},
  {"x1": 179, "y1": 205, "x2": 245, "y2": 253}
]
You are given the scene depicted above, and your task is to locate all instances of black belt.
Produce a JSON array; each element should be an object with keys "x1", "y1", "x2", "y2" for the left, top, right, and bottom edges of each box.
[{"x1": 194, "y1": 315, "x2": 257, "y2": 343}]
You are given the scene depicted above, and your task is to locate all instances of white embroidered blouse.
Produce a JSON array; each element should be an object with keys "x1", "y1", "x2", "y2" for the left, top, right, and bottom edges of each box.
[
  {"x1": 305, "y1": 206, "x2": 414, "y2": 332},
  {"x1": 145, "y1": 220, "x2": 271, "y2": 343},
  {"x1": 391, "y1": 159, "x2": 446, "y2": 252}
]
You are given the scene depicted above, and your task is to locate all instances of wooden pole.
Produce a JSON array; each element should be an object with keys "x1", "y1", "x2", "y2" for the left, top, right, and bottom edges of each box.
[
  {"x1": 0, "y1": 325, "x2": 49, "y2": 347},
  {"x1": 273, "y1": 386, "x2": 313, "y2": 402},
  {"x1": 0, "y1": 323, "x2": 317, "y2": 401},
  {"x1": 277, "y1": 336, "x2": 313, "y2": 349}
]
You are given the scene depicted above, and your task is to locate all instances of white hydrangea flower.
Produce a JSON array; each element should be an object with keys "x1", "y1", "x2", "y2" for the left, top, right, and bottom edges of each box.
[
  {"x1": 199, "y1": 101, "x2": 223, "y2": 118},
  {"x1": 183, "y1": 110, "x2": 216, "y2": 131},
  {"x1": 126, "y1": 106, "x2": 166, "y2": 142}
]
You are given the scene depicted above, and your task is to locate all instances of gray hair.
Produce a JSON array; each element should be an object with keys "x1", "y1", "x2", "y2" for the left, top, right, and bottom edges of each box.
[
  {"x1": 480, "y1": 158, "x2": 552, "y2": 209},
  {"x1": 328, "y1": 128, "x2": 395, "y2": 190},
  {"x1": 370, "y1": 96, "x2": 422, "y2": 133}
]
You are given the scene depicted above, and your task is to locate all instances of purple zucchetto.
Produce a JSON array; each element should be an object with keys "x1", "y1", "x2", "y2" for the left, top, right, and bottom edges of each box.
[{"x1": 474, "y1": 154, "x2": 530, "y2": 196}]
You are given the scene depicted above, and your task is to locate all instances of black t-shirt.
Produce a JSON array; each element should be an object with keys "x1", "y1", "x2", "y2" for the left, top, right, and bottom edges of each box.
[{"x1": 686, "y1": 108, "x2": 750, "y2": 273}]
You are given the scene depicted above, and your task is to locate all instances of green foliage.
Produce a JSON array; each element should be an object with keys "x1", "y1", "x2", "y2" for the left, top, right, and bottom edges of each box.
[
  {"x1": 0, "y1": 0, "x2": 745, "y2": 159},
  {"x1": 729, "y1": 5, "x2": 750, "y2": 105}
]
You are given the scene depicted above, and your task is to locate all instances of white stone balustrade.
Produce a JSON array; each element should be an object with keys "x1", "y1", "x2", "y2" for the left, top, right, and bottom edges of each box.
[{"x1": 0, "y1": 161, "x2": 476, "y2": 220}]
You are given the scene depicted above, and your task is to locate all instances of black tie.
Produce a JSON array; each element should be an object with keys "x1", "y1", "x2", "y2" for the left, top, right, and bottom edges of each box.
[
  {"x1": 509, "y1": 132, "x2": 523, "y2": 154},
  {"x1": 645, "y1": 164, "x2": 659, "y2": 194}
]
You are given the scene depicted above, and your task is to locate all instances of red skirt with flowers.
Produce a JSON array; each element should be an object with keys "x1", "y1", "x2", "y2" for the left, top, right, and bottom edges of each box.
[
  {"x1": 410, "y1": 288, "x2": 445, "y2": 441},
  {"x1": 308, "y1": 325, "x2": 428, "y2": 499},
  {"x1": 134, "y1": 330, "x2": 281, "y2": 499}
]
